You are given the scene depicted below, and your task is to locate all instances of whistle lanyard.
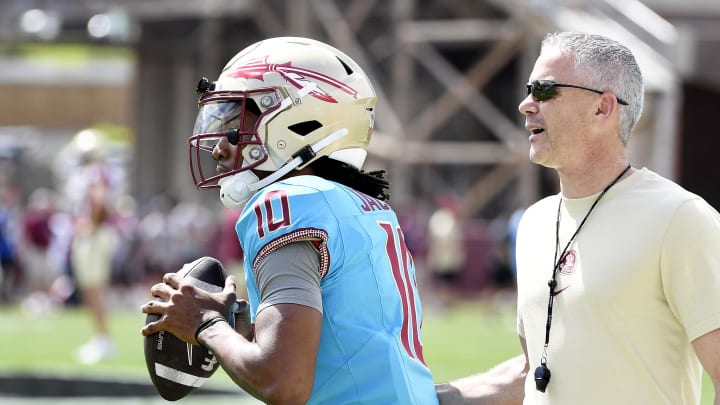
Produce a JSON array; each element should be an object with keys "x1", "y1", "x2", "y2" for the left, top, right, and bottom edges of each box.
[{"x1": 539, "y1": 164, "x2": 631, "y2": 366}]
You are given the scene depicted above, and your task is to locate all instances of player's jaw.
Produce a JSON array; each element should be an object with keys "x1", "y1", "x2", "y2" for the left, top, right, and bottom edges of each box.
[{"x1": 215, "y1": 164, "x2": 231, "y2": 175}]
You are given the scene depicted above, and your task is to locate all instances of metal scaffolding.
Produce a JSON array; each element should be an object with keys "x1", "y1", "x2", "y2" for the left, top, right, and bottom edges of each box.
[
  {"x1": 134, "y1": 0, "x2": 679, "y2": 218},
  {"x1": 130, "y1": 0, "x2": 544, "y2": 217}
]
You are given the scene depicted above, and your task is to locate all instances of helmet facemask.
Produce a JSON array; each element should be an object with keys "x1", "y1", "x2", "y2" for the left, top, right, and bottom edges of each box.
[{"x1": 189, "y1": 88, "x2": 284, "y2": 191}]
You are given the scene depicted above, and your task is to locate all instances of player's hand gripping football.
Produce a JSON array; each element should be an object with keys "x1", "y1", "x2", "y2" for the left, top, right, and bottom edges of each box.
[
  {"x1": 141, "y1": 272, "x2": 241, "y2": 345},
  {"x1": 232, "y1": 297, "x2": 254, "y2": 341}
]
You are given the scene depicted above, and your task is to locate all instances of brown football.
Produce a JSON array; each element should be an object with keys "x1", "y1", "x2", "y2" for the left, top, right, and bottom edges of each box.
[{"x1": 143, "y1": 256, "x2": 234, "y2": 401}]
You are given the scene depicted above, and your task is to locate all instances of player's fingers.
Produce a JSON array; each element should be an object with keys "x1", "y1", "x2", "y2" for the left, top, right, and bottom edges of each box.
[
  {"x1": 224, "y1": 275, "x2": 237, "y2": 293},
  {"x1": 141, "y1": 320, "x2": 163, "y2": 336},
  {"x1": 232, "y1": 298, "x2": 249, "y2": 313},
  {"x1": 232, "y1": 299, "x2": 253, "y2": 341},
  {"x1": 162, "y1": 272, "x2": 179, "y2": 287},
  {"x1": 141, "y1": 299, "x2": 168, "y2": 315},
  {"x1": 149, "y1": 282, "x2": 174, "y2": 299}
]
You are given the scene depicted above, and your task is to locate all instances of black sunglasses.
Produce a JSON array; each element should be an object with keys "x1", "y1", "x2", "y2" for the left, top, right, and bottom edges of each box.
[{"x1": 526, "y1": 80, "x2": 628, "y2": 105}]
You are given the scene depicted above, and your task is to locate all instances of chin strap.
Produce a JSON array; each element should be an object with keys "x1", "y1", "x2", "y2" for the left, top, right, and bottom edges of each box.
[{"x1": 247, "y1": 127, "x2": 349, "y2": 192}]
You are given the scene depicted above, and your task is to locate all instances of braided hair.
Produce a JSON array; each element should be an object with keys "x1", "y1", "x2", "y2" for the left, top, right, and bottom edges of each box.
[{"x1": 310, "y1": 156, "x2": 390, "y2": 201}]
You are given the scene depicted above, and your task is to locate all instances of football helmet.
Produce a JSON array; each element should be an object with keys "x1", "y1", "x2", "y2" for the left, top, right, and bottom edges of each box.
[{"x1": 189, "y1": 36, "x2": 377, "y2": 210}]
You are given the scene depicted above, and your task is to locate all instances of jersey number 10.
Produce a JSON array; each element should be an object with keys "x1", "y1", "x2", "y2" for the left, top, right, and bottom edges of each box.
[{"x1": 379, "y1": 222, "x2": 427, "y2": 366}]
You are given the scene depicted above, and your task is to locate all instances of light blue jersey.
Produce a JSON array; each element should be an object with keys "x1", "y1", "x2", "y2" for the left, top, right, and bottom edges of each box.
[{"x1": 236, "y1": 175, "x2": 438, "y2": 404}]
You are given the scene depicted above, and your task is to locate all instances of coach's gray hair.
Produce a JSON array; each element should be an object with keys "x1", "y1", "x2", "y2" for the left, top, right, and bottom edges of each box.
[{"x1": 541, "y1": 32, "x2": 644, "y2": 145}]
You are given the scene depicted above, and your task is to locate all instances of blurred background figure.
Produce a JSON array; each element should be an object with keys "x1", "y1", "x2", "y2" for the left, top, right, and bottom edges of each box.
[
  {"x1": 0, "y1": 177, "x2": 22, "y2": 304},
  {"x1": 19, "y1": 188, "x2": 56, "y2": 293},
  {"x1": 480, "y1": 209, "x2": 521, "y2": 307},
  {"x1": 134, "y1": 193, "x2": 176, "y2": 282},
  {"x1": 51, "y1": 127, "x2": 126, "y2": 364},
  {"x1": 426, "y1": 196, "x2": 466, "y2": 309},
  {"x1": 166, "y1": 200, "x2": 215, "y2": 269},
  {"x1": 16, "y1": 187, "x2": 66, "y2": 316},
  {"x1": 211, "y1": 208, "x2": 246, "y2": 299},
  {"x1": 69, "y1": 149, "x2": 121, "y2": 364}
]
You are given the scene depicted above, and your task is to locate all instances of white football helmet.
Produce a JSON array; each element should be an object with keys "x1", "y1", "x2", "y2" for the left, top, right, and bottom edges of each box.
[{"x1": 189, "y1": 37, "x2": 377, "y2": 210}]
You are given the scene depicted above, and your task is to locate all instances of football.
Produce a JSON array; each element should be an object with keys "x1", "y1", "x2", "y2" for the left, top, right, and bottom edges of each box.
[{"x1": 144, "y1": 256, "x2": 234, "y2": 401}]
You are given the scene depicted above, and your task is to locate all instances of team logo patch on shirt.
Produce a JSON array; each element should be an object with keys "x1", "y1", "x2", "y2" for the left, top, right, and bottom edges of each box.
[{"x1": 559, "y1": 250, "x2": 577, "y2": 275}]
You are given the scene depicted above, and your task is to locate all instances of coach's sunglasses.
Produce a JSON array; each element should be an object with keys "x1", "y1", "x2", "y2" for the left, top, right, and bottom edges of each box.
[{"x1": 526, "y1": 80, "x2": 628, "y2": 105}]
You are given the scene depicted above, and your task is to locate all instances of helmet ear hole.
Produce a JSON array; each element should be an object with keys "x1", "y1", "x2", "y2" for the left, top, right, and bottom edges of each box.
[{"x1": 288, "y1": 120, "x2": 323, "y2": 136}]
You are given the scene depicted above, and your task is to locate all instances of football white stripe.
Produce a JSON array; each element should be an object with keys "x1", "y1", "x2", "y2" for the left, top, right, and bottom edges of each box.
[{"x1": 155, "y1": 363, "x2": 209, "y2": 387}]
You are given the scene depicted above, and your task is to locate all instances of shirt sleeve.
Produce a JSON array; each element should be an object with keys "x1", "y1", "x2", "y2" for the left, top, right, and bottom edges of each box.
[
  {"x1": 255, "y1": 240, "x2": 323, "y2": 315},
  {"x1": 661, "y1": 198, "x2": 720, "y2": 341}
]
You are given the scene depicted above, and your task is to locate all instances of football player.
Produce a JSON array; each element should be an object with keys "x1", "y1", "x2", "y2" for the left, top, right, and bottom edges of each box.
[{"x1": 142, "y1": 37, "x2": 438, "y2": 404}]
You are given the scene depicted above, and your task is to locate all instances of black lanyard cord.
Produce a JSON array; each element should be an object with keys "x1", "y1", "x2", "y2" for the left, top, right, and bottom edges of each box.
[{"x1": 536, "y1": 164, "x2": 631, "y2": 391}]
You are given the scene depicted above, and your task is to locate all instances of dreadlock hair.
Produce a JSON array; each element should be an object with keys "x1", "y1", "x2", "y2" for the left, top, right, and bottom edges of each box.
[{"x1": 310, "y1": 156, "x2": 390, "y2": 201}]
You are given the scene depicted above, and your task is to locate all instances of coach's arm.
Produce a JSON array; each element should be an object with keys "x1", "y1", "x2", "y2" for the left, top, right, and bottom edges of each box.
[
  {"x1": 435, "y1": 339, "x2": 527, "y2": 405},
  {"x1": 693, "y1": 328, "x2": 720, "y2": 405}
]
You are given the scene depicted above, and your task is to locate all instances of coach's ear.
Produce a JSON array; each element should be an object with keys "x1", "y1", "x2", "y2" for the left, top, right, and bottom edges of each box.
[
  {"x1": 595, "y1": 91, "x2": 620, "y2": 119},
  {"x1": 233, "y1": 299, "x2": 254, "y2": 341}
]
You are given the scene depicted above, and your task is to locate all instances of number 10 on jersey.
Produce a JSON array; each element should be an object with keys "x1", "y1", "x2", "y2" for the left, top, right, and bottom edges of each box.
[{"x1": 378, "y1": 221, "x2": 427, "y2": 366}]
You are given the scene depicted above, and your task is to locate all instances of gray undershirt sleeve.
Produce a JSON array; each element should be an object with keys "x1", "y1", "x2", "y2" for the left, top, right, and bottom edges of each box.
[{"x1": 255, "y1": 240, "x2": 323, "y2": 315}]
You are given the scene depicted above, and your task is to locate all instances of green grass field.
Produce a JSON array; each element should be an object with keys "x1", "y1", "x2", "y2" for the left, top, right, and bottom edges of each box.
[{"x1": 0, "y1": 300, "x2": 714, "y2": 403}]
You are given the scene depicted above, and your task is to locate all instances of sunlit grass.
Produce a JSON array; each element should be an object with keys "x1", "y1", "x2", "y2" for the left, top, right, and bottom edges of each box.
[{"x1": 0, "y1": 299, "x2": 714, "y2": 403}]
